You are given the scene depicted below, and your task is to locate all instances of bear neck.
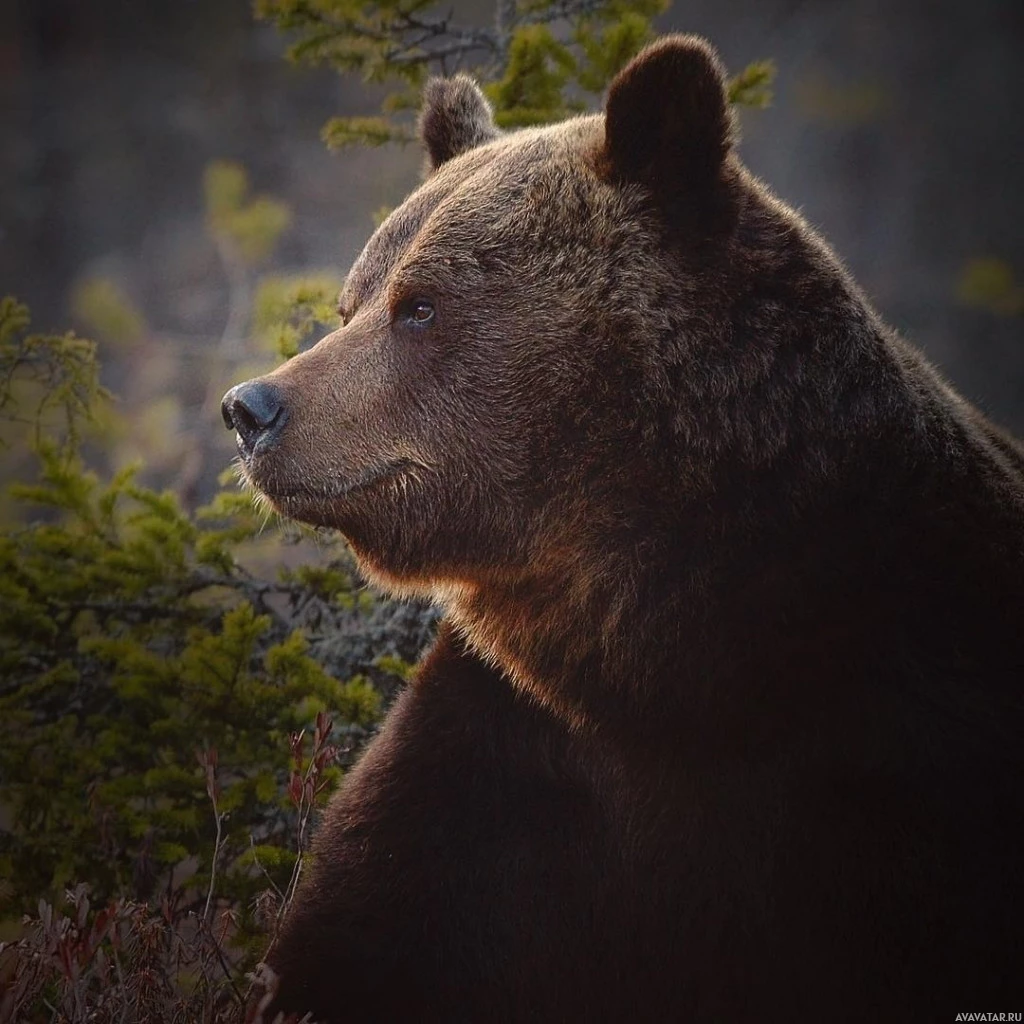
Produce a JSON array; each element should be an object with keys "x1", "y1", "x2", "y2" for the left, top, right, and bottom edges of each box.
[
  {"x1": 443, "y1": 310, "x2": 981, "y2": 747},
  {"x1": 443, "y1": 488, "x2": 873, "y2": 740}
]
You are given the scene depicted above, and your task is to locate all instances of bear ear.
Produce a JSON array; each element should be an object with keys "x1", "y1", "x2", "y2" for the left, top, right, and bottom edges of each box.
[
  {"x1": 600, "y1": 35, "x2": 735, "y2": 197},
  {"x1": 418, "y1": 74, "x2": 500, "y2": 172}
]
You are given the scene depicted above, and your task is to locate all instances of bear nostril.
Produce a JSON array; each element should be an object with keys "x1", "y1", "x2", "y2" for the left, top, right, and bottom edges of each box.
[
  {"x1": 221, "y1": 381, "x2": 287, "y2": 454},
  {"x1": 221, "y1": 395, "x2": 236, "y2": 430},
  {"x1": 231, "y1": 401, "x2": 262, "y2": 445}
]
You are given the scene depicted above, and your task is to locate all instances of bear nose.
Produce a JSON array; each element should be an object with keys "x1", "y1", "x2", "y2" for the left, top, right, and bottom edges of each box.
[{"x1": 221, "y1": 380, "x2": 287, "y2": 456}]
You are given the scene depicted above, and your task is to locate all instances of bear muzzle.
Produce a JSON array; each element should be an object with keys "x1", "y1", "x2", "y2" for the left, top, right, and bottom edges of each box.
[{"x1": 221, "y1": 380, "x2": 288, "y2": 458}]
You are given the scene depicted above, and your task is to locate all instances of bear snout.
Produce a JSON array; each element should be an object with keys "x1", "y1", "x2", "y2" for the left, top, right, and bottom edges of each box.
[{"x1": 221, "y1": 379, "x2": 288, "y2": 457}]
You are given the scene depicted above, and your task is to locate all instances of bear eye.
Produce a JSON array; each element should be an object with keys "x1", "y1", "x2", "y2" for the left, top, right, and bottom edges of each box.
[{"x1": 403, "y1": 298, "x2": 435, "y2": 327}]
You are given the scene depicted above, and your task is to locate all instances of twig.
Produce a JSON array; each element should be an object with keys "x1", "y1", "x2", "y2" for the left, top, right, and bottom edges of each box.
[
  {"x1": 398, "y1": 9, "x2": 496, "y2": 49},
  {"x1": 375, "y1": 5, "x2": 498, "y2": 68},
  {"x1": 199, "y1": 916, "x2": 245, "y2": 1010},
  {"x1": 200, "y1": 750, "x2": 223, "y2": 926},
  {"x1": 257, "y1": 716, "x2": 338, "y2": 974},
  {"x1": 386, "y1": 39, "x2": 495, "y2": 66},
  {"x1": 248, "y1": 836, "x2": 285, "y2": 902},
  {"x1": 532, "y1": 0, "x2": 607, "y2": 24},
  {"x1": 197, "y1": 747, "x2": 246, "y2": 1010}
]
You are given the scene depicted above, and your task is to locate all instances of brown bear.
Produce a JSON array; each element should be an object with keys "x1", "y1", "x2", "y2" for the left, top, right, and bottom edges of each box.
[{"x1": 222, "y1": 35, "x2": 1024, "y2": 1023}]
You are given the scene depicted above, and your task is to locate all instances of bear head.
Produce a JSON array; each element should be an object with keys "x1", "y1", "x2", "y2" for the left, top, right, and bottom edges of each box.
[{"x1": 221, "y1": 36, "x2": 763, "y2": 608}]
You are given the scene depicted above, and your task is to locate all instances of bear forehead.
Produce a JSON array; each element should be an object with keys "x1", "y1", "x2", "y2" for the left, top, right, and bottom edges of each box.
[{"x1": 340, "y1": 116, "x2": 609, "y2": 309}]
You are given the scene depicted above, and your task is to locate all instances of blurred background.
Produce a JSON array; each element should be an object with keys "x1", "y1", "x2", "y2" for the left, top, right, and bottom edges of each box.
[{"x1": 1, "y1": 0, "x2": 1023, "y2": 490}]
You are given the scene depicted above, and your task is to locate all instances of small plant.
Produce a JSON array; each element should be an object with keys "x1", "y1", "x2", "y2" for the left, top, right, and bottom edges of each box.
[
  {"x1": 0, "y1": 752, "x2": 332, "y2": 1024},
  {"x1": 0, "y1": 299, "x2": 425, "y2": 1020}
]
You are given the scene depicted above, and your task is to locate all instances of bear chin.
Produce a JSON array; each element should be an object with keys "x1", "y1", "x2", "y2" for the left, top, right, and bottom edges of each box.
[{"x1": 240, "y1": 457, "x2": 423, "y2": 527}]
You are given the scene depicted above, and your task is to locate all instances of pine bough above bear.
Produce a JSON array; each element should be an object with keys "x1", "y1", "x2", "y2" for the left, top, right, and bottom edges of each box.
[{"x1": 222, "y1": 34, "x2": 1024, "y2": 1024}]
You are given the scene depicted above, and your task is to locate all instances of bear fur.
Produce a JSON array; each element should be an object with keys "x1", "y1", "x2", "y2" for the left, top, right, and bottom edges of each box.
[{"x1": 225, "y1": 35, "x2": 1024, "y2": 1023}]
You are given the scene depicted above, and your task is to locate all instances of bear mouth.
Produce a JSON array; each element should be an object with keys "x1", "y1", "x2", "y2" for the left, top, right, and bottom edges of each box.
[{"x1": 245, "y1": 457, "x2": 421, "y2": 508}]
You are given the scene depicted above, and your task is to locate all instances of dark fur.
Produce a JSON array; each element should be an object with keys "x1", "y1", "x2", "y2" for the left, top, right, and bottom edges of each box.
[{"x1": 229, "y1": 34, "x2": 1024, "y2": 1022}]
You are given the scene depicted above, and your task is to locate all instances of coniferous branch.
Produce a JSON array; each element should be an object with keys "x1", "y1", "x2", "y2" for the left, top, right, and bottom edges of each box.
[
  {"x1": 0, "y1": 296, "x2": 409, "y2": 996},
  {"x1": 259, "y1": 0, "x2": 772, "y2": 148}
]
